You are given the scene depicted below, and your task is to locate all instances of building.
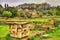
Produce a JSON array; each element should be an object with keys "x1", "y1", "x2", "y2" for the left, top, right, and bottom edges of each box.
[{"x1": 9, "y1": 22, "x2": 35, "y2": 38}]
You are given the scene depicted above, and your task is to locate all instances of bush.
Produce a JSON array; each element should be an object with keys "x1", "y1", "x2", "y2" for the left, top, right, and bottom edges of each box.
[
  {"x1": 6, "y1": 34, "x2": 17, "y2": 40},
  {"x1": 26, "y1": 13, "x2": 32, "y2": 18},
  {"x1": 34, "y1": 25, "x2": 40, "y2": 30},
  {"x1": 2, "y1": 11, "x2": 12, "y2": 17},
  {"x1": 28, "y1": 36, "x2": 35, "y2": 40},
  {"x1": 54, "y1": 22, "x2": 58, "y2": 27}
]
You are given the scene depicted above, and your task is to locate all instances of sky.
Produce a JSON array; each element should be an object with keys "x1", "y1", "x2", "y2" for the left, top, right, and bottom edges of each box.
[{"x1": 0, "y1": 0, "x2": 60, "y2": 7}]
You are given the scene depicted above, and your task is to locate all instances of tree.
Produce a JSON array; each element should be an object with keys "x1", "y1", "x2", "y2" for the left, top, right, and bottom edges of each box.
[
  {"x1": 4, "y1": 7, "x2": 17, "y2": 17},
  {"x1": 56, "y1": 6, "x2": 60, "y2": 16},
  {"x1": 2, "y1": 11, "x2": 12, "y2": 17},
  {"x1": 26, "y1": 12, "x2": 32, "y2": 18},
  {"x1": 20, "y1": 12, "x2": 24, "y2": 17},
  {"x1": 17, "y1": 9, "x2": 25, "y2": 17},
  {"x1": 47, "y1": 10, "x2": 53, "y2": 16},
  {"x1": 56, "y1": 6, "x2": 60, "y2": 10},
  {"x1": 0, "y1": 4, "x2": 3, "y2": 16},
  {"x1": 48, "y1": 9, "x2": 57, "y2": 16}
]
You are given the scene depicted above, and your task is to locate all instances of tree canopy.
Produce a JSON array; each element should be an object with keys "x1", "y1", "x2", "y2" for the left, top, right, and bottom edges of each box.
[{"x1": 2, "y1": 11, "x2": 12, "y2": 17}]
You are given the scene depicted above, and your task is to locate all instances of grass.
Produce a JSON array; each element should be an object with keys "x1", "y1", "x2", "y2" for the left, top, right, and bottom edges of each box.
[
  {"x1": 0, "y1": 17, "x2": 51, "y2": 22},
  {"x1": 29, "y1": 30, "x2": 38, "y2": 34},
  {"x1": 29, "y1": 28, "x2": 60, "y2": 40},
  {"x1": 28, "y1": 34, "x2": 43, "y2": 40},
  {"x1": 29, "y1": 25, "x2": 41, "y2": 34},
  {"x1": 48, "y1": 29, "x2": 60, "y2": 40},
  {"x1": 0, "y1": 17, "x2": 60, "y2": 40},
  {"x1": 45, "y1": 27, "x2": 60, "y2": 40},
  {"x1": 0, "y1": 24, "x2": 9, "y2": 38},
  {"x1": 0, "y1": 17, "x2": 60, "y2": 22}
]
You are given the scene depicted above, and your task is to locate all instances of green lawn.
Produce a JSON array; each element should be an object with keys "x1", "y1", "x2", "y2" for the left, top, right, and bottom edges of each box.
[{"x1": 0, "y1": 24, "x2": 9, "y2": 38}]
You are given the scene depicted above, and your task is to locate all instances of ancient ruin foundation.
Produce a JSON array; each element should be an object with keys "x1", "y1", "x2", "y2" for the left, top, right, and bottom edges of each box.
[{"x1": 9, "y1": 22, "x2": 35, "y2": 38}]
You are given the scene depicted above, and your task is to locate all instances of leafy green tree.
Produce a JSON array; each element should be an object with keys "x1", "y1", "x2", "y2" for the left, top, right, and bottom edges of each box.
[
  {"x1": 47, "y1": 10, "x2": 53, "y2": 16},
  {"x1": 17, "y1": 10, "x2": 24, "y2": 17},
  {"x1": 56, "y1": 11, "x2": 60, "y2": 16},
  {"x1": 51, "y1": 8, "x2": 60, "y2": 16},
  {"x1": 56, "y1": 6, "x2": 60, "y2": 10},
  {"x1": 26, "y1": 13, "x2": 32, "y2": 18},
  {"x1": 2, "y1": 11, "x2": 12, "y2": 17},
  {"x1": 0, "y1": 5, "x2": 3, "y2": 16},
  {"x1": 53, "y1": 9, "x2": 57, "y2": 16},
  {"x1": 56, "y1": 6, "x2": 60, "y2": 16},
  {"x1": 4, "y1": 7, "x2": 17, "y2": 17},
  {"x1": 20, "y1": 12, "x2": 24, "y2": 17},
  {"x1": 48, "y1": 9, "x2": 57, "y2": 16}
]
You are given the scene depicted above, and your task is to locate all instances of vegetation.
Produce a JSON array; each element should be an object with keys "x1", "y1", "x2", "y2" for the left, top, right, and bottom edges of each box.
[
  {"x1": 2, "y1": 11, "x2": 12, "y2": 18},
  {"x1": 4, "y1": 7, "x2": 17, "y2": 17},
  {"x1": 0, "y1": 3, "x2": 60, "y2": 19},
  {"x1": 0, "y1": 5, "x2": 3, "y2": 15},
  {"x1": 34, "y1": 25, "x2": 40, "y2": 30},
  {"x1": 0, "y1": 19, "x2": 60, "y2": 40},
  {"x1": 28, "y1": 34, "x2": 43, "y2": 40},
  {"x1": 0, "y1": 24, "x2": 9, "y2": 38},
  {"x1": 28, "y1": 36, "x2": 36, "y2": 40},
  {"x1": 6, "y1": 34, "x2": 17, "y2": 40},
  {"x1": 0, "y1": 3, "x2": 60, "y2": 40},
  {"x1": 17, "y1": 10, "x2": 24, "y2": 17},
  {"x1": 46, "y1": 27, "x2": 60, "y2": 40}
]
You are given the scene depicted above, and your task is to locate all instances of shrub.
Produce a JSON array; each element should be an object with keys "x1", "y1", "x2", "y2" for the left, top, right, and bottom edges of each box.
[
  {"x1": 2, "y1": 11, "x2": 12, "y2": 17},
  {"x1": 28, "y1": 36, "x2": 35, "y2": 40},
  {"x1": 6, "y1": 34, "x2": 17, "y2": 40}
]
